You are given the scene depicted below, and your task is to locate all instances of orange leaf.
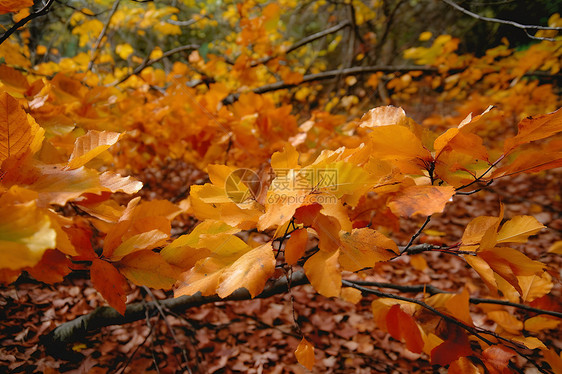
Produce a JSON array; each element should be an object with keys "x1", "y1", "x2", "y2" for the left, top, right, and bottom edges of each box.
[
  {"x1": 27, "y1": 249, "x2": 71, "y2": 284},
  {"x1": 503, "y1": 108, "x2": 562, "y2": 154},
  {"x1": 90, "y1": 258, "x2": 128, "y2": 315},
  {"x1": 431, "y1": 323, "x2": 472, "y2": 366},
  {"x1": 388, "y1": 185, "x2": 455, "y2": 217},
  {"x1": 482, "y1": 346, "x2": 516, "y2": 374},
  {"x1": 444, "y1": 288, "x2": 473, "y2": 326},
  {"x1": 386, "y1": 304, "x2": 424, "y2": 353},
  {"x1": 295, "y1": 338, "x2": 315, "y2": 370},
  {"x1": 284, "y1": 228, "x2": 308, "y2": 265},
  {"x1": 0, "y1": 92, "x2": 43, "y2": 168},
  {"x1": 0, "y1": 0, "x2": 33, "y2": 14},
  {"x1": 496, "y1": 215, "x2": 545, "y2": 244}
]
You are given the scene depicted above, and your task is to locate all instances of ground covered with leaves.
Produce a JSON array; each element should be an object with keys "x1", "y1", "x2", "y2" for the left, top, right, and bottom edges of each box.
[{"x1": 1, "y1": 164, "x2": 560, "y2": 374}]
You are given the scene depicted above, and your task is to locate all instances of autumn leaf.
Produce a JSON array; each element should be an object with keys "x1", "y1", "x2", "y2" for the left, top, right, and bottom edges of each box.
[
  {"x1": 0, "y1": 193, "x2": 56, "y2": 270},
  {"x1": 444, "y1": 288, "x2": 473, "y2": 326},
  {"x1": 284, "y1": 228, "x2": 308, "y2": 265},
  {"x1": 496, "y1": 215, "x2": 545, "y2": 243},
  {"x1": 503, "y1": 108, "x2": 562, "y2": 154},
  {"x1": 303, "y1": 249, "x2": 341, "y2": 298},
  {"x1": 388, "y1": 185, "x2": 455, "y2": 217},
  {"x1": 482, "y1": 345, "x2": 516, "y2": 374},
  {"x1": 0, "y1": 92, "x2": 44, "y2": 168},
  {"x1": 26, "y1": 249, "x2": 71, "y2": 284},
  {"x1": 338, "y1": 228, "x2": 398, "y2": 271},
  {"x1": 118, "y1": 250, "x2": 178, "y2": 289},
  {"x1": 66, "y1": 131, "x2": 122, "y2": 170},
  {"x1": 386, "y1": 304, "x2": 424, "y2": 354},
  {"x1": 90, "y1": 258, "x2": 128, "y2": 315},
  {"x1": 431, "y1": 323, "x2": 472, "y2": 366},
  {"x1": 217, "y1": 242, "x2": 275, "y2": 298},
  {"x1": 295, "y1": 338, "x2": 315, "y2": 370},
  {"x1": 0, "y1": 0, "x2": 33, "y2": 14},
  {"x1": 448, "y1": 357, "x2": 481, "y2": 374}
]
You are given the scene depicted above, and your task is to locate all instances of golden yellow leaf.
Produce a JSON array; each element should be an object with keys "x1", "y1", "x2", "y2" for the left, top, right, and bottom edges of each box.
[
  {"x1": 66, "y1": 131, "x2": 122, "y2": 170},
  {"x1": 340, "y1": 287, "x2": 362, "y2": 304},
  {"x1": 110, "y1": 229, "x2": 169, "y2": 261},
  {"x1": 0, "y1": 196, "x2": 56, "y2": 270},
  {"x1": 524, "y1": 316, "x2": 560, "y2": 333},
  {"x1": 217, "y1": 242, "x2": 275, "y2": 298},
  {"x1": 463, "y1": 254, "x2": 498, "y2": 296},
  {"x1": 303, "y1": 249, "x2": 341, "y2": 298},
  {"x1": 118, "y1": 250, "x2": 178, "y2": 289},
  {"x1": 295, "y1": 338, "x2": 315, "y2": 370},
  {"x1": 518, "y1": 272, "x2": 552, "y2": 302},
  {"x1": 548, "y1": 240, "x2": 562, "y2": 254},
  {"x1": 338, "y1": 228, "x2": 398, "y2": 271},
  {"x1": 487, "y1": 310, "x2": 522, "y2": 334},
  {"x1": 496, "y1": 215, "x2": 545, "y2": 244},
  {"x1": 0, "y1": 0, "x2": 33, "y2": 14}
]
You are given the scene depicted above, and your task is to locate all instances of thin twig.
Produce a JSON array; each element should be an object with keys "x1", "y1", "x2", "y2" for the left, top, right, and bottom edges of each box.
[
  {"x1": 0, "y1": 0, "x2": 56, "y2": 46},
  {"x1": 455, "y1": 154, "x2": 504, "y2": 191},
  {"x1": 251, "y1": 21, "x2": 351, "y2": 67},
  {"x1": 441, "y1": 0, "x2": 562, "y2": 41},
  {"x1": 401, "y1": 216, "x2": 432, "y2": 254},
  {"x1": 87, "y1": 0, "x2": 121, "y2": 72}
]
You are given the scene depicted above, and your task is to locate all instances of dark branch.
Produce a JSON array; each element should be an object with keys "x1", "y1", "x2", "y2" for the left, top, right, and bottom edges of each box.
[
  {"x1": 441, "y1": 0, "x2": 562, "y2": 41},
  {"x1": 87, "y1": 0, "x2": 121, "y2": 72},
  {"x1": 0, "y1": 0, "x2": 56, "y2": 46},
  {"x1": 42, "y1": 270, "x2": 308, "y2": 350}
]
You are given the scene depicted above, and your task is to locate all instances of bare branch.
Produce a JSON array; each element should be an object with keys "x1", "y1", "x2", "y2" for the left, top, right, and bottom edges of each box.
[
  {"x1": 0, "y1": 0, "x2": 56, "y2": 46},
  {"x1": 251, "y1": 21, "x2": 351, "y2": 67},
  {"x1": 87, "y1": 0, "x2": 121, "y2": 72},
  {"x1": 442, "y1": 0, "x2": 562, "y2": 41}
]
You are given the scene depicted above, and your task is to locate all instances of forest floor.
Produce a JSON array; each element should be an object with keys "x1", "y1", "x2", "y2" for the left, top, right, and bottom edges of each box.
[{"x1": 1, "y1": 159, "x2": 561, "y2": 373}]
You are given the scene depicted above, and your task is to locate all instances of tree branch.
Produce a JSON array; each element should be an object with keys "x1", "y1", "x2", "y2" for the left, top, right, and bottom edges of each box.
[
  {"x1": 0, "y1": 0, "x2": 56, "y2": 46},
  {"x1": 42, "y1": 270, "x2": 308, "y2": 350},
  {"x1": 87, "y1": 0, "x2": 121, "y2": 72},
  {"x1": 441, "y1": 0, "x2": 562, "y2": 41},
  {"x1": 251, "y1": 20, "x2": 351, "y2": 67}
]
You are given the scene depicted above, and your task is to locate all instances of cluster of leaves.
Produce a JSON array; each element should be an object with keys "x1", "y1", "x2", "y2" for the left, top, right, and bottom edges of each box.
[{"x1": 1, "y1": 0, "x2": 562, "y2": 372}]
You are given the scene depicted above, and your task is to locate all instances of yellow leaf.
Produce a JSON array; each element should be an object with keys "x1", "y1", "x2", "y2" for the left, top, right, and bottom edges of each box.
[
  {"x1": 419, "y1": 31, "x2": 433, "y2": 41},
  {"x1": 524, "y1": 316, "x2": 560, "y2": 333},
  {"x1": 463, "y1": 254, "x2": 498, "y2": 296},
  {"x1": 110, "y1": 229, "x2": 169, "y2": 261},
  {"x1": 217, "y1": 242, "x2": 275, "y2": 298},
  {"x1": 338, "y1": 228, "x2": 398, "y2": 271},
  {"x1": 67, "y1": 131, "x2": 122, "y2": 170},
  {"x1": 115, "y1": 43, "x2": 134, "y2": 60},
  {"x1": 0, "y1": 195, "x2": 56, "y2": 270},
  {"x1": 548, "y1": 240, "x2": 562, "y2": 254},
  {"x1": 340, "y1": 287, "x2": 362, "y2": 304},
  {"x1": 295, "y1": 338, "x2": 315, "y2": 370},
  {"x1": 118, "y1": 250, "x2": 178, "y2": 289},
  {"x1": 496, "y1": 215, "x2": 545, "y2": 244},
  {"x1": 303, "y1": 249, "x2": 341, "y2": 298},
  {"x1": 487, "y1": 310, "x2": 523, "y2": 334},
  {"x1": 99, "y1": 171, "x2": 143, "y2": 195},
  {"x1": 511, "y1": 336, "x2": 546, "y2": 350},
  {"x1": 518, "y1": 272, "x2": 552, "y2": 302},
  {"x1": 271, "y1": 144, "x2": 300, "y2": 170}
]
